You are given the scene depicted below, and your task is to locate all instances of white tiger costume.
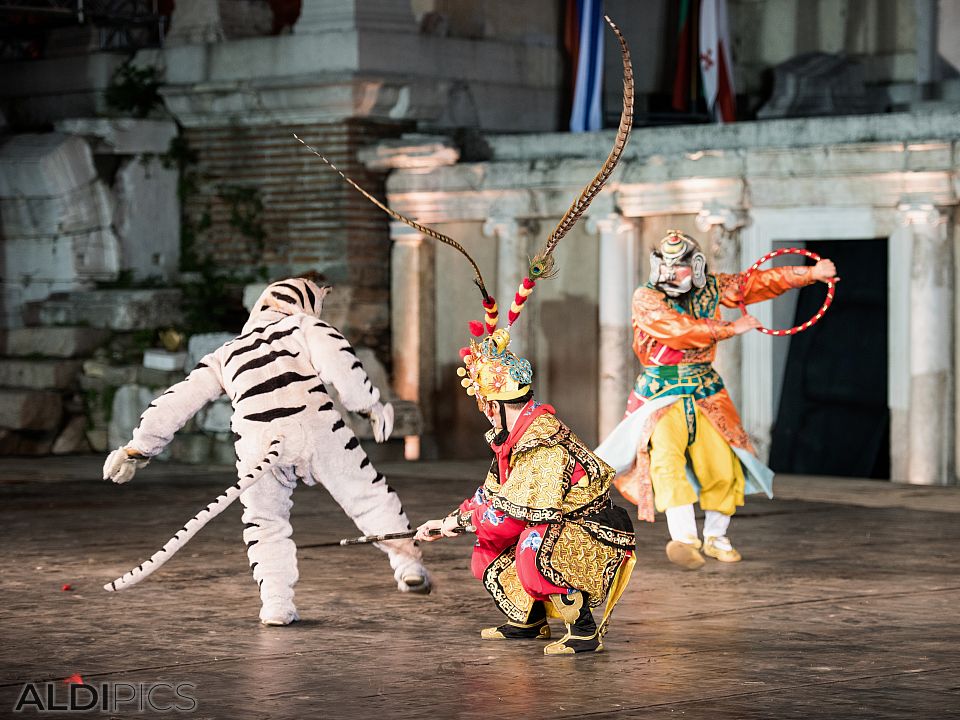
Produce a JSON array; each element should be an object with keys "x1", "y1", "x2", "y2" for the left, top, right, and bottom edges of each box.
[{"x1": 103, "y1": 277, "x2": 430, "y2": 625}]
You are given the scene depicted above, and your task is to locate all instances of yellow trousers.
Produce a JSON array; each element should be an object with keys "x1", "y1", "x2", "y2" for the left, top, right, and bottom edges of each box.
[{"x1": 648, "y1": 400, "x2": 745, "y2": 515}]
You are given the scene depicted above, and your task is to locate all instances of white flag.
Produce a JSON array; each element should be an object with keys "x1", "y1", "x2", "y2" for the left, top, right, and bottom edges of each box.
[{"x1": 700, "y1": 0, "x2": 736, "y2": 123}]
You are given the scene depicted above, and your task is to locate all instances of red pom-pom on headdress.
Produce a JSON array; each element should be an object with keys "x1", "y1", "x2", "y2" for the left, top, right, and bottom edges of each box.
[{"x1": 468, "y1": 320, "x2": 485, "y2": 337}]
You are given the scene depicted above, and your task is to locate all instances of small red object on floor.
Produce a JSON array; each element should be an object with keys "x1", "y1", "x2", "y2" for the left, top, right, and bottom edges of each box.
[
  {"x1": 63, "y1": 674, "x2": 83, "y2": 685},
  {"x1": 61, "y1": 584, "x2": 73, "y2": 591}
]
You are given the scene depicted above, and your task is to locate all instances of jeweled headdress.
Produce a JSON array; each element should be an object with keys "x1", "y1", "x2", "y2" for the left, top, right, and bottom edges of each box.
[{"x1": 456, "y1": 328, "x2": 532, "y2": 408}]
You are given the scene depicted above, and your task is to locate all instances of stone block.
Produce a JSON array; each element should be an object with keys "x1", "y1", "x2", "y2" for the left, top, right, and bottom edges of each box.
[
  {"x1": 0, "y1": 389, "x2": 62, "y2": 430},
  {"x1": 0, "y1": 429, "x2": 56, "y2": 455},
  {"x1": 0, "y1": 133, "x2": 97, "y2": 198},
  {"x1": 210, "y1": 436, "x2": 238, "y2": 466},
  {"x1": 114, "y1": 156, "x2": 180, "y2": 282},
  {"x1": 0, "y1": 358, "x2": 81, "y2": 390},
  {"x1": 186, "y1": 332, "x2": 235, "y2": 368},
  {"x1": 143, "y1": 349, "x2": 187, "y2": 371},
  {"x1": 0, "y1": 179, "x2": 113, "y2": 238},
  {"x1": 108, "y1": 384, "x2": 157, "y2": 449},
  {"x1": 169, "y1": 433, "x2": 213, "y2": 464},
  {"x1": 136, "y1": 365, "x2": 187, "y2": 389},
  {"x1": 86, "y1": 428, "x2": 108, "y2": 452},
  {"x1": 52, "y1": 415, "x2": 92, "y2": 454},
  {"x1": 82, "y1": 360, "x2": 138, "y2": 385},
  {"x1": 197, "y1": 398, "x2": 233, "y2": 433},
  {"x1": 38, "y1": 289, "x2": 182, "y2": 330},
  {"x1": 3, "y1": 230, "x2": 121, "y2": 286},
  {"x1": 1, "y1": 326, "x2": 110, "y2": 358},
  {"x1": 166, "y1": 0, "x2": 272, "y2": 45},
  {"x1": 757, "y1": 52, "x2": 885, "y2": 120},
  {"x1": 54, "y1": 118, "x2": 178, "y2": 155}
]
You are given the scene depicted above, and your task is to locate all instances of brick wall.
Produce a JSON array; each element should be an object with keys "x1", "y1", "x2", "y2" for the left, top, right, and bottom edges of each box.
[{"x1": 183, "y1": 119, "x2": 409, "y2": 361}]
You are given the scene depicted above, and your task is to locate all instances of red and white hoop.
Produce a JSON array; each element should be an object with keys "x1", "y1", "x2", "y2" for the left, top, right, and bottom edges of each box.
[{"x1": 739, "y1": 247, "x2": 836, "y2": 336}]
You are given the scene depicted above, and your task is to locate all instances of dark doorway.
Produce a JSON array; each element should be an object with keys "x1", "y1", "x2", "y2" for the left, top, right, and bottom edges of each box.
[{"x1": 769, "y1": 239, "x2": 889, "y2": 478}]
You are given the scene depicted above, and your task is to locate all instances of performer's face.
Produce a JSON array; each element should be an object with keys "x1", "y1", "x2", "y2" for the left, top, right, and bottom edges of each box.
[
  {"x1": 483, "y1": 400, "x2": 501, "y2": 429},
  {"x1": 658, "y1": 264, "x2": 693, "y2": 297}
]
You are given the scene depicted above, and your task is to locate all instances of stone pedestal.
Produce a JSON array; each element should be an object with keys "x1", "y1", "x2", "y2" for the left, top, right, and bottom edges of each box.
[
  {"x1": 696, "y1": 203, "x2": 748, "y2": 408},
  {"x1": 391, "y1": 223, "x2": 436, "y2": 457},
  {"x1": 898, "y1": 199, "x2": 953, "y2": 485},
  {"x1": 590, "y1": 212, "x2": 639, "y2": 441},
  {"x1": 483, "y1": 216, "x2": 536, "y2": 358}
]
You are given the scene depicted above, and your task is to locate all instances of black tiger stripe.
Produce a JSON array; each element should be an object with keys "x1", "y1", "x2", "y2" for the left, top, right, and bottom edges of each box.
[
  {"x1": 360, "y1": 457, "x2": 370, "y2": 468},
  {"x1": 351, "y1": 360, "x2": 363, "y2": 370},
  {"x1": 270, "y1": 438, "x2": 280, "y2": 445},
  {"x1": 309, "y1": 383, "x2": 328, "y2": 394},
  {"x1": 224, "y1": 327, "x2": 298, "y2": 365},
  {"x1": 276, "y1": 282, "x2": 305, "y2": 306},
  {"x1": 244, "y1": 522, "x2": 260, "y2": 530},
  {"x1": 302, "y1": 281, "x2": 316, "y2": 308},
  {"x1": 332, "y1": 419, "x2": 345, "y2": 432},
  {"x1": 328, "y1": 332, "x2": 346, "y2": 341},
  {"x1": 236, "y1": 372, "x2": 314, "y2": 402},
  {"x1": 312, "y1": 319, "x2": 331, "y2": 329},
  {"x1": 232, "y1": 349, "x2": 299, "y2": 379},
  {"x1": 268, "y1": 450, "x2": 279, "y2": 457},
  {"x1": 318, "y1": 401, "x2": 334, "y2": 411},
  {"x1": 340, "y1": 344, "x2": 358, "y2": 357},
  {"x1": 271, "y1": 291, "x2": 298, "y2": 305},
  {"x1": 111, "y1": 581, "x2": 116, "y2": 591},
  {"x1": 194, "y1": 361, "x2": 208, "y2": 370},
  {"x1": 244, "y1": 405, "x2": 307, "y2": 422},
  {"x1": 250, "y1": 562, "x2": 259, "y2": 571},
  {"x1": 233, "y1": 317, "x2": 284, "y2": 345},
  {"x1": 246, "y1": 539, "x2": 259, "y2": 548},
  {"x1": 344, "y1": 437, "x2": 359, "y2": 450},
  {"x1": 386, "y1": 484, "x2": 396, "y2": 494}
]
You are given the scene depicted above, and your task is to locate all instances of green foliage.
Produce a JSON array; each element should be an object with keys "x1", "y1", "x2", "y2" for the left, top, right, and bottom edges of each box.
[
  {"x1": 105, "y1": 64, "x2": 163, "y2": 118},
  {"x1": 218, "y1": 183, "x2": 267, "y2": 256},
  {"x1": 179, "y1": 265, "x2": 253, "y2": 335}
]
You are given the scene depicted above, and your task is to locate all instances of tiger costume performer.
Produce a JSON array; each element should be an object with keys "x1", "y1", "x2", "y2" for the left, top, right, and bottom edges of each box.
[{"x1": 102, "y1": 277, "x2": 430, "y2": 626}]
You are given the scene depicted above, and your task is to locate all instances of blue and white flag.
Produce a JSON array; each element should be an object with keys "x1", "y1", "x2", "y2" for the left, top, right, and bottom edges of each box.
[{"x1": 569, "y1": 0, "x2": 604, "y2": 132}]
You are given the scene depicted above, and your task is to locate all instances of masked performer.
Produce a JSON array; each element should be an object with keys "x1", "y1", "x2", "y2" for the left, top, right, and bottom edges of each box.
[
  {"x1": 102, "y1": 277, "x2": 430, "y2": 625},
  {"x1": 596, "y1": 231, "x2": 837, "y2": 569},
  {"x1": 416, "y1": 329, "x2": 635, "y2": 655}
]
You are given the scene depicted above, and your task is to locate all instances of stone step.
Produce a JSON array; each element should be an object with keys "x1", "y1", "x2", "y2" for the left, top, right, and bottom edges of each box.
[
  {"x1": 35, "y1": 288, "x2": 182, "y2": 330},
  {"x1": 0, "y1": 326, "x2": 110, "y2": 358},
  {"x1": 0, "y1": 358, "x2": 82, "y2": 390},
  {"x1": 0, "y1": 389, "x2": 62, "y2": 431}
]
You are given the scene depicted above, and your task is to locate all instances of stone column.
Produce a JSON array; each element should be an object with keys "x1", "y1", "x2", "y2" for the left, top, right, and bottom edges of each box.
[
  {"x1": 391, "y1": 222, "x2": 436, "y2": 460},
  {"x1": 696, "y1": 203, "x2": 748, "y2": 408},
  {"x1": 898, "y1": 199, "x2": 953, "y2": 485},
  {"x1": 296, "y1": 0, "x2": 416, "y2": 33},
  {"x1": 589, "y1": 212, "x2": 639, "y2": 441},
  {"x1": 483, "y1": 216, "x2": 535, "y2": 358}
]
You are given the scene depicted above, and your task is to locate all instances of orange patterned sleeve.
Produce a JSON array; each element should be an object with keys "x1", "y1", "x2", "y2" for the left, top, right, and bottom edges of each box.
[
  {"x1": 632, "y1": 287, "x2": 735, "y2": 351},
  {"x1": 718, "y1": 266, "x2": 817, "y2": 307}
]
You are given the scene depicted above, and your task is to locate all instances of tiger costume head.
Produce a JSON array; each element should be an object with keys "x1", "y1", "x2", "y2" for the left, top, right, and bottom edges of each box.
[{"x1": 250, "y1": 278, "x2": 331, "y2": 321}]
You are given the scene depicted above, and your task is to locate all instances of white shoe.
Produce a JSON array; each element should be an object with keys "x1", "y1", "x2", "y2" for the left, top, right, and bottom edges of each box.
[
  {"x1": 395, "y1": 564, "x2": 432, "y2": 595},
  {"x1": 259, "y1": 598, "x2": 300, "y2": 626}
]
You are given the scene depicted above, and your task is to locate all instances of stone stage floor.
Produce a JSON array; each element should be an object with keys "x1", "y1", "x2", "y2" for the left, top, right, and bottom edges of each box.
[{"x1": 0, "y1": 456, "x2": 958, "y2": 719}]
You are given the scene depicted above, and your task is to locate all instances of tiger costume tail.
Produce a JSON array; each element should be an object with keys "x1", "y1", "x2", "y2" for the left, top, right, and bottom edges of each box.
[{"x1": 104, "y1": 437, "x2": 284, "y2": 592}]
